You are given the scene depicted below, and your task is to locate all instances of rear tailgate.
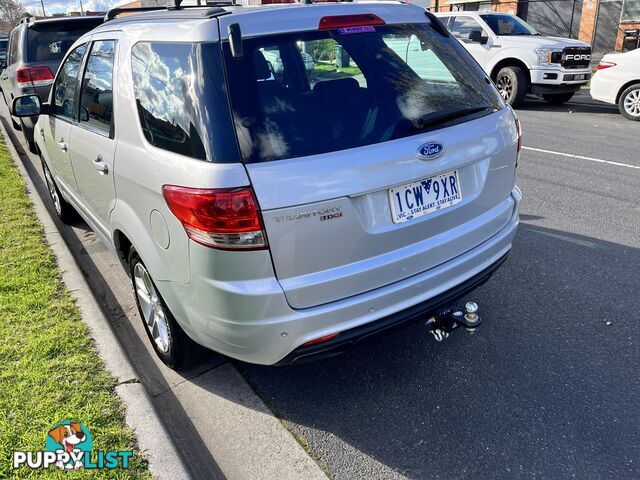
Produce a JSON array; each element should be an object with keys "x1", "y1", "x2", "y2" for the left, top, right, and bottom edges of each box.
[{"x1": 249, "y1": 111, "x2": 517, "y2": 309}]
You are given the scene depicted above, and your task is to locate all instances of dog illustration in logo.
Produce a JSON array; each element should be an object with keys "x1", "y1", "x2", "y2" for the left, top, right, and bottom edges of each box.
[{"x1": 48, "y1": 423, "x2": 87, "y2": 470}]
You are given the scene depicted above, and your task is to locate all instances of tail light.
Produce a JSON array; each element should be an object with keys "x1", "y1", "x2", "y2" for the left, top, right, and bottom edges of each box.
[
  {"x1": 318, "y1": 14, "x2": 385, "y2": 30},
  {"x1": 162, "y1": 185, "x2": 267, "y2": 250},
  {"x1": 597, "y1": 61, "x2": 616, "y2": 70},
  {"x1": 16, "y1": 66, "x2": 54, "y2": 87}
]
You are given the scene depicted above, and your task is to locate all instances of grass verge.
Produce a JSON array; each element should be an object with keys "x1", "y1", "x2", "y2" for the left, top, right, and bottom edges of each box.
[{"x1": 0, "y1": 137, "x2": 151, "y2": 479}]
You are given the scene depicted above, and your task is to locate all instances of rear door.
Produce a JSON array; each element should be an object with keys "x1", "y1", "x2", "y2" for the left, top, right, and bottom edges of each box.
[
  {"x1": 222, "y1": 18, "x2": 516, "y2": 309},
  {"x1": 42, "y1": 42, "x2": 88, "y2": 198},
  {"x1": 68, "y1": 36, "x2": 117, "y2": 240}
]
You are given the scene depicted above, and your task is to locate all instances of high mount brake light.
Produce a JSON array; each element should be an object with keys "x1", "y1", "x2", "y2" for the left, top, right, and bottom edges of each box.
[
  {"x1": 16, "y1": 66, "x2": 54, "y2": 87},
  {"x1": 162, "y1": 185, "x2": 267, "y2": 250},
  {"x1": 597, "y1": 61, "x2": 616, "y2": 70},
  {"x1": 318, "y1": 14, "x2": 385, "y2": 30}
]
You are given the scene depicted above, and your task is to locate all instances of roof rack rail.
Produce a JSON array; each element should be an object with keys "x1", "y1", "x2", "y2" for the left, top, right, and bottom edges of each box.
[{"x1": 105, "y1": 1, "x2": 235, "y2": 21}]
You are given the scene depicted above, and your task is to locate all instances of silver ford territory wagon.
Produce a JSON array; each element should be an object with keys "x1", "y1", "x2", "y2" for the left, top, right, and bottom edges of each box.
[{"x1": 12, "y1": 1, "x2": 521, "y2": 367}]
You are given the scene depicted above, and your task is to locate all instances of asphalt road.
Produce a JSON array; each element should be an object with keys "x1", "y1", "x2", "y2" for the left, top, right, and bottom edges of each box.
[
  {"x1": 236, "y1": 92, "x2": 640, "y2": 479},
  {"x1": 4, "y1": 90, "x2": 639, "y2": 479}
]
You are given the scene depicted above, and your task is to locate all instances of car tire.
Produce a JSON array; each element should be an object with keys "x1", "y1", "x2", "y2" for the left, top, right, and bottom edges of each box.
[
  {"x1": 542, "y1": 92, "x2": 574, "y2": 104},
  {"x1": 618, "y1": 84, "x2": 640, "y2": 121},
  {"x1": 20, "y1": 120, "x2": 38, "y2": 153},
  {"x1": 41, "y1": 157, "x2": 76, "y2": 223},
  {"x1": 495, "y1": 66, "x2": 527, "y2": 106},
  {"x1": 129, "y1": 248, "x2": 194, "y2": 369}
]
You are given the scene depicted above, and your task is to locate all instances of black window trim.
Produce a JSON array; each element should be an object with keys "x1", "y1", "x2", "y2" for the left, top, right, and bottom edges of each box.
[{"x1": 76, "y1": 38, "x2": 117, "y2": 140}]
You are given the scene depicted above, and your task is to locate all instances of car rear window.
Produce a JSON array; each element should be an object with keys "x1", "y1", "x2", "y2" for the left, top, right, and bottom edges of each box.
[
  {"x1": 26, "y1": 21, "x2": 101, "y2": 62},
  {"x1": 222, "y1": 22, "x2": 503, "y2": 163},
  {"x1": 130, "y1": 42, "x2": 240, "y2": 163}
]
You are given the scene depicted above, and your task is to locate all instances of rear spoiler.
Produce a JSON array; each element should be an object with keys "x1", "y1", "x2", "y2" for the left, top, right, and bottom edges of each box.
[{"x1": 425, "y1": 10, "x2": 450, "y2": 38}]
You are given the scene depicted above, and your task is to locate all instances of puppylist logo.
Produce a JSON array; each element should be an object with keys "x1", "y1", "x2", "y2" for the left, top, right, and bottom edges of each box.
[{"x1": 13, "y1": 421, "x2": 132, "y2": 471}]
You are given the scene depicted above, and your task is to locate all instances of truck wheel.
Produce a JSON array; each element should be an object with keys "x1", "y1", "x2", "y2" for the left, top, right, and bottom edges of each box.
[
  {"x1": 129, "y1": 248, "x2": 194, "y2": 369},
  {"x1": 495, "y1": 66, "x2": 527, "y2": 106},
  {"x1": 618, "y1": 84, "x2": 640, "y2": 121},
  {"x1": 542, "y1": 93, "x2": 575, "y2": 104},
  {"x1": 41, "y1": 157, "x2": 76, "y2": 223}
]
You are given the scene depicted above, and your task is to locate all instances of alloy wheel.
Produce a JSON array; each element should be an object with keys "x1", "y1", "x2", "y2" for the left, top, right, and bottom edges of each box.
[
  {"x1": 133, "y1": 262, "x2": 170, "y2": 353},
  {"x1": 623, "y1": 89, "x2": 640, "y2": 117},
  {"x1": 43, "y1": 165, "x2": 61, "y2": 215},
  {"x1": 496, "y1": 75, "x2": 513, "y2": 101}
]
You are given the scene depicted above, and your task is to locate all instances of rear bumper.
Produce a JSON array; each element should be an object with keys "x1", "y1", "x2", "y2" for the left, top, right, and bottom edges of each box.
[
  {"x1": 158, "y1": 187, "x2": 521, "y2": 365},
  {"x1": 277, "y1": 251, "x2": 509, "y2": 365}
]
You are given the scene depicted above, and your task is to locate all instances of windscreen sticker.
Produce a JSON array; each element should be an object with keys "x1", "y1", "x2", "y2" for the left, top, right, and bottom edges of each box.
[{"x1": 337, "y1": 26, "x2": 376, "y2": 35}]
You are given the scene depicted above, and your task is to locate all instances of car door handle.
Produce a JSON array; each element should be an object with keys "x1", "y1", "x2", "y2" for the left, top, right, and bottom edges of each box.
[
  {"x1": 57, "y1": 139, "x2": 68, "y2": 152},
  {"x1": 93, "y1": 155, "x2": 108, "y2": 175}
]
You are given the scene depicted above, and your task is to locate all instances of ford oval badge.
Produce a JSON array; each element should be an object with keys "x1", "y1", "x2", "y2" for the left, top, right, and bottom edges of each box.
[{"x1": 417, "y1": 142, "x2": 445, "y2": 160}]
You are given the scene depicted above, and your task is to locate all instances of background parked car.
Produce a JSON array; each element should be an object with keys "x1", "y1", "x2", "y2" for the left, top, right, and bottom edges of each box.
[
  {"x1": 0, "y1": 36, "x2": 8, "y2": 70},
  {"x1": 435, "y1": 12, "x2": 592, "y2": 106},
  {"x1": 0, "y1": 15, "x2": 103, "y2": 152},
  {"x1": 591, "y1": 48, "x2": 640, "y2": 121}
]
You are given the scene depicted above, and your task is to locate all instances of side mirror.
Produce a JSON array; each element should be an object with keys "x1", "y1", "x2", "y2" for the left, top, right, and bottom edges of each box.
[
  {"x1": 468, "y1": 30, "x2": 489, "y2": 45},
  {"x1": 80, "y1": 105, "x2": 89, "y2": 122},
  {"x1": 11, "y1": 95, "x2": 42, "y2": 117}
]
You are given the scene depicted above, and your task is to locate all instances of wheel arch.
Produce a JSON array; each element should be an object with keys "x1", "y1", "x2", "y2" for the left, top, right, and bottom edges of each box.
[
  {"x1": 490, "y1": 58, "x2": 531, "y2": 87},
  {"x1": 616, "y1": 80, "x2": 640, "y2": 104}
]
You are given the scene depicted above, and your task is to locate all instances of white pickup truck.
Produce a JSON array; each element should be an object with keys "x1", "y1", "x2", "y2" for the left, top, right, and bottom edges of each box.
[{"x1": 435, "y1": 12, "x2": 592, "y2": 106}]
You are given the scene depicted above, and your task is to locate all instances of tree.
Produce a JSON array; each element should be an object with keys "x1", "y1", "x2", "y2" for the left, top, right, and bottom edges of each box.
[{"x1": 0, "y1": 0, "x2": 29, "y2": 33}]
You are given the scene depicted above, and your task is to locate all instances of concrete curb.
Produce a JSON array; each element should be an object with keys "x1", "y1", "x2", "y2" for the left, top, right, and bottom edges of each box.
[{"x1": 1, "y1": 123, "x2": 190, "y2": 479}]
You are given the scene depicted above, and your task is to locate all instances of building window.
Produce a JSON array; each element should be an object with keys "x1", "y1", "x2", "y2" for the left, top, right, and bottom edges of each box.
[{"x1": 621, "y1": 0, "x2": 640, "y2": 22}]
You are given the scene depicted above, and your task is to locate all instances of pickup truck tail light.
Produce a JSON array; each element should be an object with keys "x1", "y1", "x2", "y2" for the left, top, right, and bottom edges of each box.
[
  {"x1": 597, "y1": 61, "x2": 616, "y2": 70},
  {"x1": 162, "y1": 185, "x2": 267, "y2": 250},
  {"x1": 16, "y1": 66, "x2": 54, "y2": 87}
]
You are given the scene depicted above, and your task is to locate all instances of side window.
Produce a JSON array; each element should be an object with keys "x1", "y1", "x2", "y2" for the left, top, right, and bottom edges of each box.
[
  {"x1": 131, "y1": 42, "x2": 206, "y2": 159},
  {"x1": 450, "y1": 16, "x2": 486, "y2": 43},
  {"x1": 8, "y1": 31, "x2": 17, "y2": 65},
  {"x1": 52, "y1": 43, "x2": 87, "y2": 121},
  {"x1": 383, "y1": 34, "x2": 456, "y2": 84},
  {"x1": 404, "y1": 35, "x2": 456, "y2": 83},
  {"x1": 79, "y1": 40, "x2": 116, "y2": 136}
]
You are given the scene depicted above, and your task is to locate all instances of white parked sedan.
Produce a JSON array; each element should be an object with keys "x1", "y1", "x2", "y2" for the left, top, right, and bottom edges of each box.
[{"x1": 591, "y1": 48, "x2": 640, "y2": 121}]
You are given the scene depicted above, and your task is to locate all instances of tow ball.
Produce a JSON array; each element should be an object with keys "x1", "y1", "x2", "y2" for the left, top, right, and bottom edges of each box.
[{"x1": 426, "y1": 302, "x2": 481, "y2": 342}]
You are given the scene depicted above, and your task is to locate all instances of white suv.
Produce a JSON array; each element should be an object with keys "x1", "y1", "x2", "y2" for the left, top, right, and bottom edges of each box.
[
  {"x1": 436, "y1": 12, "x2": 592, "y2": 106},
  {"x1": 11, "y1": 1, "x2": 521, "y2": 367}
]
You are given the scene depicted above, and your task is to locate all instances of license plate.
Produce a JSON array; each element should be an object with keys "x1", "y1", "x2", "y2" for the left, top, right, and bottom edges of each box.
[
  {"x1": 575, "y1": 74, "x2": 586, "y2": 80},
  {"x1": 388, "y1": 170, "x2": 462, "y2": 224}
]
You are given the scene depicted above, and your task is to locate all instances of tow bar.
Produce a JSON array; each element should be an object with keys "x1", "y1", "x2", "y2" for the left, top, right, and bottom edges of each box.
[{"x1": 426, "y1": 302, "x2": 481, "y2": 342}]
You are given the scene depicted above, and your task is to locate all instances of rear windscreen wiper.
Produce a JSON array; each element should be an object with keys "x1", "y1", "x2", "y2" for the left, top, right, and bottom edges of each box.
[{"x1": 411, "y1": 106, "x2": 494, "y2": 131}]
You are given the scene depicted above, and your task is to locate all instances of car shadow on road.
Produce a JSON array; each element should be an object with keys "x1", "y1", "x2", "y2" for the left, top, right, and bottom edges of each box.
[
  {"x1": 517, "y1": 94, "x2": 620, "y2": 115},
  {"x1": 233, "y1": 222, "x2": 640, "y2": 479}
]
